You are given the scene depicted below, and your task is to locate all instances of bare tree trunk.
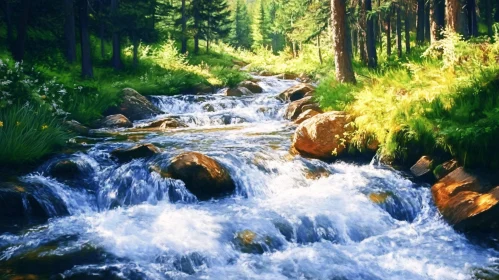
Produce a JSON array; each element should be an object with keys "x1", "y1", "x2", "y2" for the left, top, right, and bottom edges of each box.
[
  {"x1": 331, "y1": 0, "x2": 356, "y2": 83},
  {"x1": 64, "y1": 0, "x2": 77, "y2": 63},
  {"x1": 80, "y1": 0, "x2": 93, "y2": 78},
  {"x1": 405, "y1": 7, "x2": 411, "y2": 54},
  {"x1": 181, "y1": 0, "x2": 188, "y2": 53},
  {"x1": 416, "y1": 0, "x2": 425, "y2": 44},
  {"x1": 425, "y1": 1, "x2": 431, "y2": 42},
  {"x1": 317, "y1": 35, "x2": 323, "y2": 64},
  {"x1": 132, "y1": 34, "x2": 139, "y2": 69},
  {"x1": 13, "y1": 0, "x2": 31, "y2": 61},
  {"x1": 352, "y1": 28, "x2": 358, "y2": 57},
  {"x1": 396, "y1": 7, "x2": 402, "y2": 57},
  {"x1": 446, "y1": 0, "x2": 460, "y2": 33},
  {"x1": 486, "y1": 0, "x2": 493, "y2": 38},
  {"x1": 346, "y1": 21, "x2": 353, "y2": 59},
  {"x1": 111, "y1": 0, "x2": 123, "y2": 70},
  {"x1": 359, "y1": 0, "x2": 368, "y2": 65},
  {"x1": 466, "y1": 0, "x2": 478, "y2": 37},
  {"x1": 386, "y1": 11, "x2": 392, "y2": 57},
  {"x1": 366, "y1": 0, "x2": 377, "y2": 68},
  {"x1": 2, "y1": 1, "x2": 13, "y2": 47}
]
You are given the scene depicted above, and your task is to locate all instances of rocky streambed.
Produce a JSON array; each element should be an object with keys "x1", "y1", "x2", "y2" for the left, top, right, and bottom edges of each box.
[{"x1": 0, "y1": 75, "x2": 499, "y2": 279}]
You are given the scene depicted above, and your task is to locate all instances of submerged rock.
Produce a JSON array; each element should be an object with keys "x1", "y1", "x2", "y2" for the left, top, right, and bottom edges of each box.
[
  {"x1": 164, "y1": 152, "x2": 235, "y2": 200},
  {"x1": 431, "y1": 167, "x2": 499, "y2": 231},
  {"x1": 285, "y1": 96, "x2": 322, "y2": 120},
  {"x1": 145, "y1": 118, "x2": 188, "y2": 129},
  {"x1": 238, "y1": 81, "x2": 263, "y2": 93},
  {"x1": 277, "y1": 83, "x2": 315, "y2": 102},
  {"x1": 223, "y1": 87, "x2": 253, "y2": 97},
  {"x1": 0, "y1": 182, "x2": 69, "y2": 230},
  {"x1": 110, "y1": 143, "x2": 161, "y2": 163},
  {"x1": 99, "y1": 114, "x2": 133, "y2": 129},
  {"x1": 105, "y1": 88, "x2": 162, "y2": 121},
  {"x1": 48, "y1": 159, "x2": 80, "y2": 180},
  {"x1": 291, "y1": 112, "x2": 352, "y2": 160}
]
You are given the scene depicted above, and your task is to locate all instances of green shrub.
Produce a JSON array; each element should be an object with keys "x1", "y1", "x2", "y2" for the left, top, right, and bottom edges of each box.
[{"x1": 0, "y1": 105, "x2": 69, "y2": 164}]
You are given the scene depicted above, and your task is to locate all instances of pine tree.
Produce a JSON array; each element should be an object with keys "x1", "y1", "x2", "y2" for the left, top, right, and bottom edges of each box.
[
  {"x1": 252, "y1": 0, "x2": 269, "y2": 48},
  {"x1": 199, "y1": 0, "x2": 231, "y2": 52},
  {"x1": 229, "y1": 0, "x2": 253, "y2": 49}
]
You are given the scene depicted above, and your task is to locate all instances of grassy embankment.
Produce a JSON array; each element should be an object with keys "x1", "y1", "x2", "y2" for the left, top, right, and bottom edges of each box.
[{"x1": 234, "y1": 33, "x2": 499, "y2": 170}]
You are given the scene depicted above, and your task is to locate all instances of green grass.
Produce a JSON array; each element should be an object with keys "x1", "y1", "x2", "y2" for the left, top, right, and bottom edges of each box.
[{"x1": 0, "y1": 105, "x2": 69, "y2": 165}]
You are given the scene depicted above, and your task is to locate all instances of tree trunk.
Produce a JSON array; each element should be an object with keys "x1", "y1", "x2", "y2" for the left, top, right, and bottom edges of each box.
[
  {"x1": 446, "y1": 0, "x2": 460, "y2": 33},
  {"x1": 495, "y1": 0, "x2": 499, "y2": 23},
  {"x1": 378, "y1": 0, "x2": 383, "y2": 53},
  {"x1": 352, "y1": 28, "x2": 358, "y2": 57},
  {"x1": 13, "y1": 0, "x2": 31, "y2": 61},
  {"x1": 111, "y1": 0, "x2": 123, "y2": 70},
  {"x1": 405, "y1": 7, "x2": 411, "y2": 54},
  {"x1": 425, "y1": 1, "x2": 431, "y2": 42},
  {"x1": 331, "y1": 0, "x2": 356, "y2": 83},
  {"x1": 2, "y1": 1, "x2": 13, "y2": 46},
  {"x1": 416, "y1": 0, "x2": 425, "y2": 44},
  {"x1": 80, "y1": 0, "x2": 93, "y2": 78},
  {"x1": 346, "y1": 21, "x2": 353, "y2": 59},
  {"x1": 359, "y1": 0, "x2": 368, "y2": 65},
  {"x1": 366, "y1": 0, "x2": 377, "y2": 68},
  {"x1": 386, "y1": 12, "x2": 391, "y2": 57},
  {"x1": 430, "y1": 0, "x2": 440, "y2": 42},
  {"x1": 64, "y1": 0, "x2": 77, "y2": 63},
  {"x1": 396, "y1": 7, "x2": 402, "y2": 57},
  {"x1": 466, "y1": 0, "x2": 478, "y2": 37},
  {"x1": 181, "y1": 0, "x2": 187, "y2": 53},
  {"x1": 132, "y1": 34, "x2": 139, "y2": 69},
  {"x1": 317, "y1": 35, "x2": 323, "y2": 65},
  {"x1": 486, "y1": 0, "x2": 493, "y2": 38},
  {"x1": 100, "y1": 23, "x2": 106, "y2": 59}
]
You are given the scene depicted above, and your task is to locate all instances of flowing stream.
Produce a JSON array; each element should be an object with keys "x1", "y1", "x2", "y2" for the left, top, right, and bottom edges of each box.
[{"x1": 1, "y1": 76, "x2": 499, "y2": 279}]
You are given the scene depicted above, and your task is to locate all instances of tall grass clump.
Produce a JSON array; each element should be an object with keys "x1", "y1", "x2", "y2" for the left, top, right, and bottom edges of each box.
[{"x1": 0, "y1": 105, "x2": 68, "y2": 164}]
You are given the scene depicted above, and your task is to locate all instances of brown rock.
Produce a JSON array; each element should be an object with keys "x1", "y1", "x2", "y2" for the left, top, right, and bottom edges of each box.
[
  {"x1": 65, "y1": 120, "x2": 90, "y2": 135},
  {"x1": 431, "y1": 167, "x2": 499, "y2": 230},
  {"x1": 410, "y1": 156, "x2": 434, "y2": 181},
  {"x1": 291, "y1": 111, "x2": 353, "y2": 159},
  {"x1": 433, "y1": 159, "x2": 460, "y2": 180},
  {"x1": 258, "y1": 70, "x2": 273, "y2": 76},
  {"x1": 224, "y1": 87, "x2": 253, "y2": 97},
  {"x1": 294, "y1": 109, "x2": 321, "y2": 125},
  {"x1": 105, "y1": 88, "x2": 162, "y2": 121},
  {"x1": 164, "y1": 152, "x2": 236, "y2": 200},
  {"x1": 146, "y1": 118, "x2": 188, "y2": 129},
  {"x1": 111, "y1": 143, "x2": 161, "y2": 162},
  {"x1": 99, "y1": 114, "x2": 133, "y2": 128},
  {"x1": 277, "y1": 83, "x2": 316, "y2": 102},
  {"x1": 285, "y1": 96, "x2": 321, "y2": 120},
  {"x1": 239, "y1": 81, "x2": 263, "y2": 93}
]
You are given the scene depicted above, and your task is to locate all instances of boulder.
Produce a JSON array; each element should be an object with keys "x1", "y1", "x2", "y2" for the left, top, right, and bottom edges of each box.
[
  {"x1": 99, "y1": 114, "x2": 133, "y2": 129},
  {"x1": 294, "y1": 109, "x2": 321, "y2": 124},
  {"x1": 164, "y1": 152, "x2": 235, "y2": 200},
  {"x1": 410, "y1": 156, "x2": 434, "y2": 182},
  {"x1": 0, "y1": 182, "x2": 69, "y2": 230},
  {"x1": 65, "y1": 120, "x2": 90, "y2": 135},
  {"x1": 285, "y1": 96, "x2": 322, "y2": 120},
  {"x1": 277, "y1": 83, "x2": 315, "y2": 102},
  {"x1": 110, "y1": 143, "x2": 161, "y2": 163},
  {"x1": 433, "y1": 159, "x2": 459, "y2": 180},
  {"x1": 291, "y1": 111, "x2": 353, "y2": 159},
  {"x1": 105, "y1": 88, "x2": 162, "y2": 121},
  {"x1": 48, "y1": 159, "x2": 80, "y2": 180},
  {"x1": 232, "y1": 59, "x2": 247, "y2": 67},
  {"x1": 146, "y1": 118, "x2": 188, "y2": 129},
  {"x1": 276, "y1": 73, "x2": 299, "y2": 80},
  {"x1": 238, "y1": 81, "x2": 263, "y2": 93},
  {"x1": 258, "y1": 70, "x2": 273, "y2": 76},
  {"x1": 431, "y1": 167, "x2": 499, "y2": 230},
  {"x1": 298, "y1": 73, "x2": 312, "y2": 83},
  {"x1": 223, "y1": 87, "x2": 253, "y2": 97}
]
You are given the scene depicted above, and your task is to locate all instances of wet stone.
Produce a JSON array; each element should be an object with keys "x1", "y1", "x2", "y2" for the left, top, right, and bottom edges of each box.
[{"x1": 110, "y1": 143, "x2": 161, "y2": 163}]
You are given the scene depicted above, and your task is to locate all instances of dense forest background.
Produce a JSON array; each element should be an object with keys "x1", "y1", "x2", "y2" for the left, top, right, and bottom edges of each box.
[{"x1": 1, "y1": 0, "x2": 499, "y2": 170}]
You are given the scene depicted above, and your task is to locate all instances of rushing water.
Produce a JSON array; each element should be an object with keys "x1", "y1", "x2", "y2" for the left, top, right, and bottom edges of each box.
[{"x1": 1, "y1": 76, "x2": 498, "y2": 279}]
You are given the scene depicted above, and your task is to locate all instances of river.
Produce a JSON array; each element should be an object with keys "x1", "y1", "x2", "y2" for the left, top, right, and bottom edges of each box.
[{"x1": 1, "y1": 76, "x2": 498, "y2": 279}]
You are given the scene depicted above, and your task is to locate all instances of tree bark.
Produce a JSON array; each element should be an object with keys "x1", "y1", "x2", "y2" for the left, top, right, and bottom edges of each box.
[
  {"x1": 446, "y1": 0, "x2": 461, "y2": 33},
  {"x1": 2, "y1": 1, "x2": 13, "y2": 46},
  {"x1": 132, "y1": 34, "x2": 139, "y2": 69},
  {"x1": 486, "y1": 0, "x2": 493, "y2": 38},
  {"x1": 405, "y1": 7, "x2": 411, "y2": 54},
  {"x1": 466, "y1": 0, "x2": 478, "y2": 37},
  {"x1": 100, "y1": 22, "x2": 106, "y2": 59},
  {"x1": 331, "y1": 0, "x2": 356, "y2": 83},
  {"x1": 416, "y1": 0, "x2": 425, "y2": 44},
  {"x1": 430, "y1": 0, "x2": 440, "y2": 42},
  {"x1": 495, "y1": 0, "x2": 499, "y2": 23},
  {"x1": 13, "y1": 0, "x2": 31, "y2": 61},
  {"x1": 358, "y1": 0, "x2": 368, "y2": 65},
  {"x1": 396, "y1": 7, "x2": 402, "y2": 57},
  {"x1": 352, "y1": 28, "x2": 358, "y2": 57},
  {"x1": 317, "y1": 35, "x2": 323, "y2": 65},
  {"x1": 64, "y1": 0, "x2": 77, "y2": 63},
  {"x1": 366, "y1": 0, "x2": 377, "y2": 68},
  {"x1": 386, "y1": 12, "x2": 391, "y2": 57},
  {"x1": 425, "y1": 1, "x2": 431, "y2": 42},
  {"x1": 181, "y1": 0, "x2": 187, "y2": 53},
  {"x1": 80, "y1": 0, "x2": 93, "y2": 78},
  {"x1": 111, "y1": 0, "x2": 123, "y2": 70}
]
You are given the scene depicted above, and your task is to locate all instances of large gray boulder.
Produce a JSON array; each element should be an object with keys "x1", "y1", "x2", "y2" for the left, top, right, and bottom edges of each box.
[{"x1": 106, "y1": 88, "x2": 163, "y2": 121}]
